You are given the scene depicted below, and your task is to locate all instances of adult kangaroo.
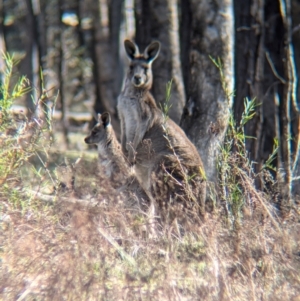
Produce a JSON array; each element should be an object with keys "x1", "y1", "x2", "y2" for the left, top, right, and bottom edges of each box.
[{"x1": 118, "y1": 40, "x2": 206, "y2": 223}]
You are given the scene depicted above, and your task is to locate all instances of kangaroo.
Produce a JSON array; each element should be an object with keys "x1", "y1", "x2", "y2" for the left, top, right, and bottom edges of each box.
[
  {"x1": 118, "y1": 40, "x2": 206, "y2": 224},
  {"x1": 117, "y1": 39, "x2": 161, "y2": 164},
  {"x1": 136, "y1": 115, "x2": 207, "y2": 223},
  {"x1": 84, "y1": 112, "x2": 149, "y2": 206},
  {"x1": 84, "y1": 112, "x2": 129, "y2": 187}
]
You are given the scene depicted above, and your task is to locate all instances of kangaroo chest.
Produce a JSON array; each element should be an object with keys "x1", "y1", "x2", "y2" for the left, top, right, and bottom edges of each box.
[{"x1": 118, "y1": 92, "x2": 147, "y2": 116}]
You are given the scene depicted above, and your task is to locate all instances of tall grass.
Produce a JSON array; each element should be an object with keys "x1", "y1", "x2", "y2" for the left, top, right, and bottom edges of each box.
[{"x1": 0, "y1": 55, "x2": 299, "y2": 301}]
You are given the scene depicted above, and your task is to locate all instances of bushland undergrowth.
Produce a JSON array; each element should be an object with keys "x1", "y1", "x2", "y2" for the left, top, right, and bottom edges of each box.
[{"x1": 0, "y1": 56, "x2": 300, "y2": 301}]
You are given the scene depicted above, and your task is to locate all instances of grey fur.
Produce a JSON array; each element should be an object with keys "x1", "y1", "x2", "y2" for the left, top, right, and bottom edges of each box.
[
  {"x1": 118, "y1": 40, "x2": 161, "y2": 164},
  {"x1": 84, "y1": 112, "x2": 149, "y2": 206},
  {"x1": 84, "y1": 112, "x2": 130, "y2": 187},
  {"x1": 118, "y1": 40, "x2": 207, "y2": 222}
]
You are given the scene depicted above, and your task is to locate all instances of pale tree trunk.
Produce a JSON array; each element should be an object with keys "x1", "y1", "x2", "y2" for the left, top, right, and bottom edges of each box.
[
  {"x1": 180, "y1": 0, "x2": 234, "y2": 182},
  {"x1": 135, "y1": 0, "x2": 186, "y2": 123},
  {"x1": 24, "y1": 0, "x2": 42, "y2": 116},
  {"x1": 278, "y1": 0, "x2": 299, "y2": 200},
  {"x1": 167, "y1": 0, "x2": 186, "y2": 121},
  {"x1": 291, "y1": 0, "x2": 300, "y2": 196}
]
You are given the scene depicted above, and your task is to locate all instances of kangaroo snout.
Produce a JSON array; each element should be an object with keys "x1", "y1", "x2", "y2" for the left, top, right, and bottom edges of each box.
[{"x1": 133, "y1": 75, "x2": 142, "y2": 86}]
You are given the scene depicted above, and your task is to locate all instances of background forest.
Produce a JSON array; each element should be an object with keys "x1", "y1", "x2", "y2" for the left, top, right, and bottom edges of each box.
[
  {"x1": 1, "y1": 0, "x2": 300, "y2": 300},
  {"x1": 2, "y1": 0, "x2": 300, "y2": 196}
]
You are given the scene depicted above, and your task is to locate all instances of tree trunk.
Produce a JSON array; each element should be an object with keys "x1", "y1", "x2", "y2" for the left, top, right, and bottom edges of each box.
[
  {"x1": 95, "y1": 0, "x2": 122, "y2": 114},
  {"x1": 234, "y1": 0, "x2": 266, "y2": 169},
  {"x1": 234, "y1": 0, "x2": 299, "y2": 200},
  {"x1": 291, "y1": 0, "x2": 300, "y2": 196},
  {"x1": 135, "y1": 0, "x2": 186, "y2": 123},
  {"x1": 108, "y1": 0, "x2": 123, "y2": 99},
  {"x1": 36, "y1": 0, "x2": 47, "y2": 62},
  {"x1": 180, "y1": 0, "x2": 234, "y2": 182},
  {"x1": 86, "y1": 0, "x2": 122, "y2": 132},
  {"x1": 24, "y1": 0, "x2": 42, "y2": 116},
  {"x1": 278, "y1": 0, "x2": 299, "y2": 200},
  {"x1": 58, "y1": 0, "x2": 69, "y2": 146},
  {"x1": 0, "y1": 0, "x2": 6, "y2": 96}
]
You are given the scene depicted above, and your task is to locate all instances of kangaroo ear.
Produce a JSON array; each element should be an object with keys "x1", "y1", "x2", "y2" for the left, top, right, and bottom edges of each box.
[
  {"x1": 97, "y1": 113, "x2": 102, "y2": 123},
  {"x1": 144, "y1": 41, "x2": 160, "y2": 63},
  {"x1": 101, "y1": 112, "x2": 111, "y2": 128},
  {"x1": 124, "y1": 40, "x2": 139, "y2": 60}
]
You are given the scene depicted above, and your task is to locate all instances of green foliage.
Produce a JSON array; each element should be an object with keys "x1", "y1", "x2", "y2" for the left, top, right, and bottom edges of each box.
[
  {"x1": 210, "y1": 56, "x2": 278, "y2": 225},
  {"x1": 226, "y1": 97, "x2": 258, "y2": 153},
  {"x1": 220, "y1": 100, "x2": 257, "y2": 223},
  {"x1": 263, "y1": 138, "x2": 279, "y2": 171},
  {"x1": 209, "y1": 56, "x2": 234, "y2": 101},
  {"x1": 0, "y1": 53, "x2": 31, "y2": 113},
  {"x1": 0, "y1": 53, "x2": 53, "y2": 201},
  {"x1": 160, "y1": 79, "x2": 173, "y2": 124},
  {"x1": 240, "y1": 97, "x2": 259, "y2": 128}
]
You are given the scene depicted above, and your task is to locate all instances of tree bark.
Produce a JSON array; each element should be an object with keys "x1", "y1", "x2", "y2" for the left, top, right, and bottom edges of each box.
[
  {"x1": 180, "y1": 0, "x2": 234, "y2": 182},
  {"x1": 85, "y1": 0, "x2": 122, "y2": 132},
  {"x1": 234, "y1": 0, "x2": 299, "y2": 199},
  {"x1": 0, "y1": 0, "x2": 6, "y2": 97},
  {"x1": 291, "y1": 0, "x2": 300, "y2": 196},
  {"x1": 234, "y1": 0, "x2": 266, "y2": 169},
  {"x1": 108, "y1": 0, "x2": 124, "y2": 99},
  {"x1": 58, "y1": 0, "x2": 69, "y2": 146},
  {"x1": 278, "y1": 0, "x2": 299, "y2": 200},
  {"x1": 36, "y1": 0, "x2": 47, "y2": 62},
  {"x1": 135, "y1": 0, "x2": 186, "y2": 123},
  {"x1": 24, "y1": 0, "x2": 42, "y2": 116},
  {"x1": 95, "y1": 0, "x2": 122, "y2": 114}
]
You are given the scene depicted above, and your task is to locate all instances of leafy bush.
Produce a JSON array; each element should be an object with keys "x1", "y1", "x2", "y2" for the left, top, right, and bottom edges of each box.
[{"x1": 0, "y1": 53, "x2": 54, "y2": 204}]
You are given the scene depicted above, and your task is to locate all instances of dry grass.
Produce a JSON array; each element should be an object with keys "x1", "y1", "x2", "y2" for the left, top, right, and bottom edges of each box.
[
  {"x1": 1, "y1": 59, "x2": 300, "y2": 300},
  {"x1": 1, "y1": 142, "x2": 300, "y2": 300}
]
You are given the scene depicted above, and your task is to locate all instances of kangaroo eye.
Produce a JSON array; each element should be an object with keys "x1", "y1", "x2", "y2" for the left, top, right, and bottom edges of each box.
[{"x1": 129, "y1": 65, "x2": 134, "y2": 71}]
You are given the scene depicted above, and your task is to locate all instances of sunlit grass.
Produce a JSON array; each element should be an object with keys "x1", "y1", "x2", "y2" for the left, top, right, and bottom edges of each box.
[{"x1": 0, "y1": 55, "x2": 299, "y2": 301}]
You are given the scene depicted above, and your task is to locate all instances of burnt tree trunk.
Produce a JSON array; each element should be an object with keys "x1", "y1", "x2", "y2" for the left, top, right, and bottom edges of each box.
[
  {"x1": 135, "y1": 0, "x2": 186, "y2": 123},
  {"x1": 0, "y1": 0, "x2": 6, "y2": 95},
  {"x1": 234, "y1": 0, "x2": 299, "y2": 200},
  {"x1": 36, "y1": 0, "x2": 47, "y2": 63},
  {"x1": 180, "y1": 0, "x2": 234, "y2": 182},
  {"x1": 108, "y1": 0, "x2": 124, "y2": 99},
  {"x1": 234, "y1": 0, "x2": 266, "y2": 169}
]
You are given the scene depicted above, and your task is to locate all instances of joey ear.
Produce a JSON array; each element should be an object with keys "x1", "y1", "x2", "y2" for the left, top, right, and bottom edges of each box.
[
  {"x1": 101, "y1": 112, "x2": 111, "y2": 128},
  {"x1": 124, "y1": 39, "x2": 139, "y2": 60},
  {"x1": 144, "y1": 41, "x2": 160, "y2": 63}
]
